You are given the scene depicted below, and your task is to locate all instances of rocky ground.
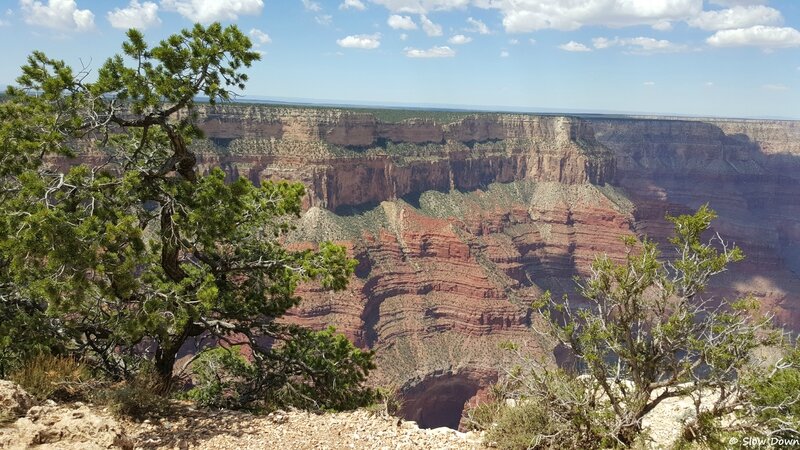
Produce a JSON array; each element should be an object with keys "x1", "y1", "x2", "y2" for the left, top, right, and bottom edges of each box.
[
  {"x1": 0, "y1": 380, "x2": 722, "y2": 449},
  {"x1": 0, "y1": 382, "x2": 484, "y2": 450}
]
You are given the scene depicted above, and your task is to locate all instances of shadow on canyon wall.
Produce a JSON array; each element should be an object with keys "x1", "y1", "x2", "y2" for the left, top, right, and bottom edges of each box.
[{"x1": 591, "y1": 119, "x2": 800, "y2": 329}]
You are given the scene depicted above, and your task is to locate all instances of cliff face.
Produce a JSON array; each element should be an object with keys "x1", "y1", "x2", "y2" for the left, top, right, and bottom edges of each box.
[
  {"x1": 186, "y1": 106, "x2": 800, "y2": 428},
  {"x1": 591, "y1": 118, "x2": 800, "y2": 328},
  {"x1": 191, "y1": 107, "x2": 614, "y2": 212}
]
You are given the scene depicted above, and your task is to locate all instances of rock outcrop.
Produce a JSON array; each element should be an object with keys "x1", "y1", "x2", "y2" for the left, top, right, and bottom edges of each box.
[
  {"x1": 0, "y1": 383, "x2": 484, "y2": 449},
  {"x1": 0, "y1": 401, "x2": 132, "y2": 450},
  {"x1": 0, "y1": 380, "x2": 35, "y2": 419}
]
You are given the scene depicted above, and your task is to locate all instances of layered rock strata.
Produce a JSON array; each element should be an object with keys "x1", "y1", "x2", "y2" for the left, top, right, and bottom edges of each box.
[{"x1": 68, "y1": 105, "x2": 800, "y2": 427}]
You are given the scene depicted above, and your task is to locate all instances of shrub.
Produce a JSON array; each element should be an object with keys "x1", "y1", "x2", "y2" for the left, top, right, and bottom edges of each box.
[
  {"x1": 268, "y1": 327, "x2": 376, "y2": 411},
  {"x1": 487, "y1": 402, "x2": 561, "y2": 450},
  {"x1": 186, "y1": 346, "x2": 256, "y2": 409},
  {"x1": 468, "y1": 369, "x2": 615, "y2": 450},
  {"x1": 9, "y1": 353, "x2": 89, "y2": 401},
  {"x1": 365, "y1": 386, "x2": 403, "y2": 417},
  {"x1": 477, "y1": 206, "x2": 783, "y2": 449},
  {"x1": 102, "y1": 366, "x2": 168, "y2": 420}
]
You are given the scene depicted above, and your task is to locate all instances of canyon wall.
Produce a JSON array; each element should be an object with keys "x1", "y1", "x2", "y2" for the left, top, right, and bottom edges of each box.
[
  {"x1": 591, "y1": 118, "x2": 800, "y2": 328},
  {"x1": 181, "y1": 106, "x2": 799, "y2": 428},
  {"x1": 189, "y1": 106, "x2": 613, "y2": 211}
]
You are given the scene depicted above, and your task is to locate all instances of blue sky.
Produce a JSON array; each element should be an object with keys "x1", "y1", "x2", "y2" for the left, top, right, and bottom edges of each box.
[{"x1": 1, "y1": 1, "x2": 799, "y2": 118}]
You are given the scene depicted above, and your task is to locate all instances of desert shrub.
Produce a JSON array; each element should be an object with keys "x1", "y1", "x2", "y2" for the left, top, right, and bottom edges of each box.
[
  {"x1": 463, "y1": 372, "x2": 521, "y2": 432},
  {"x1": 102, "y1": 365, "x2": 168, "y2": 420},
  {"x1": 486, "y1": 401, "x2": 553, "y2": 450},
  {"x1": 0, "y1": 301, "x2": 60, "y2": 379},
  {"x1": 671, "y1": 343, "x2": 800, "y2": 448},
  {"x1": 365, "y1": 385, "x2": 404, "y2": 417},
  {"x1": 675, "y1": 410, "x2": 738, "y2": 450},
  {"x1": 479, "y1": 206, "x2": 780, "y2": 448},
  {"x1": 186, "y1": 346, "x2": 256, "y2": 409},
  {"x1": 747, "y1": 346, "x2": 800, "y2": 428},
  {"x1": 9, "y1": 353, "x2": 89, "y2": 401},
  {"x1": 468, "y1": 368, "x2": 615, "y2": 450}
]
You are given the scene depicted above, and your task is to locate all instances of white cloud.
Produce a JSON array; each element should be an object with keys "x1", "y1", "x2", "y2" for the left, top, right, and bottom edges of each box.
[
  {"x1": 762, "y1": 83, "x2": 789, "y2": 91},
  {"x1": 479, "y1": 0, "x2": 702, "y2": 33},
  {"x1": 107, "y1": 1, "x2": 160, "y2": 30},
  {"x1": 301, "y1": 0, "x2": 321, "y2": 12},
  {"x1": 400, "y1": 32, "x2": 408, "y2": 40},
  {"x1": 315, "y1": 14, "x2": 332, "y2": 25},
  {"x1": 340, "y1": 0, "x2": 366, "y2": 10},
  {"x1": 404, "y1": 45, "x2": 455, "y2": 57},
  {"x1": 559, "y1": 41, "x2": 591, "y2": 52},
  {"x1": 369, "y1": 0, "x2": 468, "y2": 14},
  {"x1": 509, "y1": 38, "x2": 519, "y2": 45},
  {"x1": 249, "y1": 28, "x2": 271, "y2": 45},
  {"x1": 687, "y1": 5, "x2": 782, "y2": 31},
  {"x1": 466, "y1": 16, "x2": 489, "y2": 34},
  {"x1": 337, "y1": 33, "x2": 381, "y2": 49},
  {"x1": 643, "y1": 81, "x2": 656, "y2": 86},
  {"x1": 419, "y1": 14, "x2": 442, "y2": 36},
  {"x1": 592, "y1": 37, "x2": 612, "y2": 49},
  {"x1": 448, "y1": 34, "x2": 471, "y2": 44},
  {"x1": 709, "y1": 0, "x2": 767, "y2": 5},
  {"x1": 529, "y1": 38, "x2": 536, "y2": 45},
  {"x1": 387, "y1": 14, "x2": 416, "y2": 29},
  {"x1": 20, "y1": 0, "x2": 95, "y2": 31},
  {"x1": 592, "y1": 36, "x2": 687, "y2": 54},
  {"x1": 161, "y1": 0, "x2": 263, "y2": 23},
  {"x1": 707, "y1": 25, "x2": 800, "y2": 48},
  {"x1": 500, "y1": 50, "x2": 509, "y2": 57},
  {"x1": 652, "y1": 20, "x2": 672, "y2": 31},
  {"x1": 705, "y1": 81, "x2": 715, "y2": 86}
]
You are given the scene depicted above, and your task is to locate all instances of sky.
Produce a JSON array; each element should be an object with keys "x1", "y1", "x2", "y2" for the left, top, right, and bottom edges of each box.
[{"x1": 0, "y1": 1, "x2": 799, "y2": 119}]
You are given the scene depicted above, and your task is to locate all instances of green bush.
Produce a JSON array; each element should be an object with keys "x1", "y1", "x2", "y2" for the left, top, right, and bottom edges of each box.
[
  {"x1": 487, "y1": 401, "x2": 557, "y2": 450},
  {"x1": 464, "y1": 369, "x2": 616, "y2": 450},
  {"x1": 186, "y1": 346, "x2": 256, "y2": 409},
  {"x1": 365, "y1": 386, "x2": 403, "y2": 417},
  {"x1": 269, "y1": 327, "x2": 376, "y2": 411}
]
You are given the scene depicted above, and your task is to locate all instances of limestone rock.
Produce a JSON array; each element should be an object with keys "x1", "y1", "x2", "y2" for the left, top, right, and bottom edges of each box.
[
  {"x1": 0, "y1": 381, "x2": 35, "y2": 419},
  {"x1": 0, "y1": 403, "x2": 132, "y2": 450}
]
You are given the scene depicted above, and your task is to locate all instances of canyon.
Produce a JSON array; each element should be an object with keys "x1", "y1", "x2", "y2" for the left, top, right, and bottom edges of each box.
[{"x1": 172, "y1": 105, "x2": 800, "y2": 429}]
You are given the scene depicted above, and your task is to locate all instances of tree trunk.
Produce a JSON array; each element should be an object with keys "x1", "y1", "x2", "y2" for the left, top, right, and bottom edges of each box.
[{"x1": 154, "y1": 339, "x2": 180, "y2": 389}]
